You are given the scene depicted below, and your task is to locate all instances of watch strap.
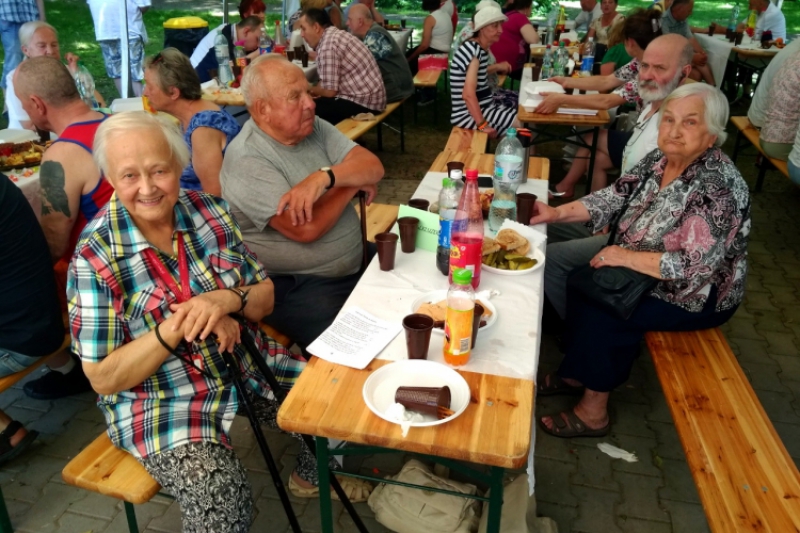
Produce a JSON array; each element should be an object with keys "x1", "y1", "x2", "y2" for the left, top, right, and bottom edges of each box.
[{"x1": 322, "y1": 167, "x2": 335, "y2": 189}]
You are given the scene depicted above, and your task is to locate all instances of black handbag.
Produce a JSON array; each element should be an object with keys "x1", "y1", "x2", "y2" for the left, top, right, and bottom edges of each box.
[{"x1": 566, "y1": 177, "x2": 658, "y2": 321}]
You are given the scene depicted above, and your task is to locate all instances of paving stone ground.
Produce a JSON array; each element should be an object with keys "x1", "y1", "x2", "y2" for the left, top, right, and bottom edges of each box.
[{"x1": 4, "y1": 52, "x2": 800, "y2": 533}]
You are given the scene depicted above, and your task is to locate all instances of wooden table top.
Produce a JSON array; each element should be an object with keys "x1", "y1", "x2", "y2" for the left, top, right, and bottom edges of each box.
[
  {"x1": 430, "y1": 150, "x2": 550, "y2": 181},
  {"x1": 277, "y1": 151, "x2": 550, "y2": 470},
  {"x1": 278, "y1": 357, "x2": 534, "y2": 469},
  {"x1": 202, "y1": 92, "x2": 245, "y2": 107},
  {"x1": 517, "y1": 105, "x2": 611, "y2": 126}
]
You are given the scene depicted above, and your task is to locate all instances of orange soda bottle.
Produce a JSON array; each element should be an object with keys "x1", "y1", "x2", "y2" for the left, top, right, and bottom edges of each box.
[{"x1": 443, "y1": 268, "x2": 475, "y2": 366}]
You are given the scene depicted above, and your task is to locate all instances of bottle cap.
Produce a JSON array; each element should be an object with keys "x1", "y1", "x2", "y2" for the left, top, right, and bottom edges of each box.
[
  {"x1": 441, "y1": 177, "x2": 453, "y2": 187},
  {"x1": 450, "y1": 169, "x2": 463, "y2": 181},
  {"x1": 452, "y1": 269, "x2": 473, "y2": 285},
  {"x1": 465, "y1": 169, "x2": 478, "y2": 180},
  {"x1": 507, "y1": 127, "x2": 517, "y2": 137}
]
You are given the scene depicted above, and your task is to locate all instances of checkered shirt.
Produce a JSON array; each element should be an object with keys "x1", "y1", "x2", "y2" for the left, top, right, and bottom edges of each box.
[
  {"x1": 67, "y1": 190, "x2": 304, "y2": 459},
  {"x1": 316, "y1": 26, "x2": 386, "y2": 112},
  {"x1": 0, "y1": 0, "x2": 39, "y2": 22}
]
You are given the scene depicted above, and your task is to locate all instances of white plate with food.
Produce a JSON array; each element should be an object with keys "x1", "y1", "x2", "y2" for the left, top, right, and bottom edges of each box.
[
  {"x1": 362, "y1": 360, "x2": 470, "y2": 427},
  {"x1": 481, "y1": 228, "x2": 545, "y2": 275},
  {"x1": 410, "y1": 290, "x2": 497, "y2": 333}
]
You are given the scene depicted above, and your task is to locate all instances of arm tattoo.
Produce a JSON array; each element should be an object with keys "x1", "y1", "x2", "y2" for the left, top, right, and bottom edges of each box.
[{"x1": 40, "y1": 160, "x2": 71, "y2": 217}]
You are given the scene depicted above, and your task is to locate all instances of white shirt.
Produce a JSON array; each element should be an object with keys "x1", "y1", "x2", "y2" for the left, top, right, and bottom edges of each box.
[
  {"x1": 574, "y1": 3, "x2": 602, "y2": 33},
  {"x1": 743, "y1": 2, "x2": 786, "y2": 40},
  {"x1": 5, "y1": 68, "x2": 28, "y2": 130},
  {"x1": 429, "y1": 9, "x2": 454, "y2": 52},
  {"x1": 88, "y1": 0, "x2": 150, "y2": 42},
  {"x1": 748, "y1": 39, "x2": 800, "y2": 128},
  {"x1": 190, "y1": 23, "x2": 226, "y2": 68},
  {"x1": 621, "y1": 103, "x2": 660, "y2": 175}
]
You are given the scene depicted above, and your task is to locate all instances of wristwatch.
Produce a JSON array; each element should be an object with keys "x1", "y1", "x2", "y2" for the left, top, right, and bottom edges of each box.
[
  {"x1": 227, "y1": 287, "x2": 250, "y2": 314},
  {"x1": 320, "y1": 167, "x2": 335, "y2": 189}
]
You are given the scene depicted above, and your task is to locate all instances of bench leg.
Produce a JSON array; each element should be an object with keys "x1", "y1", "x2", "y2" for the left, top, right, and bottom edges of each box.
[
  {"x1": 377, "y1": 121, "x2": 383, "y2": 151},
  {"x1": 485, "y1": 467, "x2": 505, "y2": 533},
  {"x1": 400, "y1": 101, "x2": 405, "y2": 153},
  {"x1": 0, "y1": 486, "x2": 12, "y2": 533},
  {"x1": 433, "y1": 87, "x2": 438, "y2": 126},
  {"x1": 732, "y1": 130, "x2": 745, "y2": 164},
  {"x1": 756, "y1": 161, "x2": 768, "y2": 193},
  {"x1": 124, "y1": 501, "x2": 139, "y2": 533}
]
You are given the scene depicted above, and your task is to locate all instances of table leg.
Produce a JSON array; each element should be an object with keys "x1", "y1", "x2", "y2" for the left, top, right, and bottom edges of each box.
[
  {"x1": 584, "y1": 126, "x2": 599, "y2": 196},
  {"x1": 316, "y1": 436, "x2": 335, "y2": 533},
  {"x1": 485, "y1": 467, "x2": 505, "y2": 533}
]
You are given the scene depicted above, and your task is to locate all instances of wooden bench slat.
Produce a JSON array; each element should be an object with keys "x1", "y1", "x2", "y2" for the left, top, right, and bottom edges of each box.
[
  {"x1": 62, "y1": 433, "x2": 161, "y2": 505},
  {"x1": 336, "y1": 101, "x2": 403, "y2": 141},
  {"x1": 355, "y1": 202, "x2": 399, "y2": 243},
  {"x1": 444, "y1": 127, "x2": 488, "y2": 153},
  {"x1": 730, "y1": 116, "x2": 790, "y2": 178},
  {"x1": 646, "y1": 328, "x2": 800, "y2": 532}
]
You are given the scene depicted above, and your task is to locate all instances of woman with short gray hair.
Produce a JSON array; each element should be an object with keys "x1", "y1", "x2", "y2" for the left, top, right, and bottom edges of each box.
[
  {"x1": 143, "y1": 47, "x2": 240, "y2": 195},
  {"x1": 531, "y1": 84, "x2": 750, "y2": 439},
  {"x1": 69, "y1": 111, "x2": 304, "y2": 533}
]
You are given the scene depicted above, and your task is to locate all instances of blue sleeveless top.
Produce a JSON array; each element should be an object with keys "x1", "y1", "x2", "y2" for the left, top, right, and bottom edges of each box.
[{"x1": 180, "y1": 110, "x2": 241, "y2": 191}]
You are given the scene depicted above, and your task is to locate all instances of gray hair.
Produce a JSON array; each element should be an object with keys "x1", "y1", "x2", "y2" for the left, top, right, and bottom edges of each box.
[
  {"x1": 240, "y1": 53, "x2": 289, "y2": 107},
  {"x1": 19, "y1": 21, "x2": 57, "y2": 48},
  {"x1": 678, "y1": 42, "x2": 694, "y2": 69},
  {"x1": 659, "y1": 83, "x2": 729, "y2": 146},
  {"x1": 93, "y1": 112, "x2": 190, "y2": 178}
]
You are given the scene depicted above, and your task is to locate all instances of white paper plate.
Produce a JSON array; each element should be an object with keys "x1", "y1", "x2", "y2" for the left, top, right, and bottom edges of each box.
[
  {"x1": 362, "y1": 360, "x2": 470, "y2": 427},
  {"x1": 410, "y1": 290, "x2": 497, "y2": 334},
  {"x1": 482, "y1": 247, "x2": 545, "y2": 276},
  {"x1": 0, "y1": 129, "x2": 39, "y2": 143}
]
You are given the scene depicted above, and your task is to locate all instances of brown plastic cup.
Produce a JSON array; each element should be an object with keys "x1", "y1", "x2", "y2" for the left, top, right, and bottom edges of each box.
[
  {"x1": 395, "y1": 386, "x2": 451, "y2": 416},
  {"x1": 301, "y1": 53, "x2": 309, "y2": 67},
  {"x1": 470, "y1": 303, "x2": 484, "y2": 349},
  {"x1": 401, "y1": 19, "x2": 407, "y2": 28},
  {"x1": 287, "y1": 50, "x2": 295, "y2": 62},
  {"x1": 397, "y1": 216, "x2": 419, "y2": 253},
  {"x1": 446, "y1": 161, "x2": 465, "y2": 178},
  {"x1": 735, "y1": 32, "x2": 744, "y2": 46},
  {"x1": 516, "y1": 193, "x2": 538, "y2": 224},
  {"x1": 294, "y1": 46, "x2": 304, "y2": 56},
  {"x1": 708, "y1": 24, "x2": 714, "y2": 36},
  {"x1": 403, "y1": 313, "x2": 434, "y2": 359},
  {"x1": 375, "y1": 232, "x2": 398, "y2": 271},
  {"x1": 408, "y1": 198, "x2": 430, "y2": 211}
]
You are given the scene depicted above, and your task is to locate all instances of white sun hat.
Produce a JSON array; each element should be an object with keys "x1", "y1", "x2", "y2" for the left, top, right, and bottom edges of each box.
[{"x1": 473, "y1": 7, "x2": 508, "y2": 32}]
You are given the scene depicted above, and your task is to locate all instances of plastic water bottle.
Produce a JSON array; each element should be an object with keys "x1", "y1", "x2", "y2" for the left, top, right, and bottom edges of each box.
[
  {"x1": 489, "y1": 128, "x2": 524, "y2": 232},
  {"x1": 437, "y1": 176, "x2": 460, "y2": 275},
  {"x1": 449, "y1": 169, "x2": 483, "y2": 289},
  {"x1": 259, "y1": 29, "x2": 273, "y2": 54},
  {"x1": 443, "y1": 268, "x2": 475, "y2": 367},
  {"x1": 541, "y1": 45, "x2": 554, "y2": 80},
  {"x1": 580, "y1": 37, "x2": 595, "y2": 77},
  {"x1": 553, "y1": 42, "x2": 566, "y2": 77},
  {"x1": 274, "y1": 20, "x2": 286, "y2": 46},
  {"x1": 728, "y1": 2, "x2": 740, "y2": 34},
  {"x1": 73, "y1": 63, "x2": 99, "y2": 109},
  {"x1": 556, "y1": 4, "x2": 567, "y2": 33},
  {"x1": 214, "y1": 32, "x2": 234, "y2": 85}
]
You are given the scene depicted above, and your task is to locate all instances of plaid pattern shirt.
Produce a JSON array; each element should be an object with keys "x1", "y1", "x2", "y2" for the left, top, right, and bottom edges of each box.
[
  {"x1": 316, "y1": 26, "x2": 386, "y2": 112},
  {"x1": 68, "y1": 190, "x2": 303, "y2": 459},
  {"x1": 0, "y1": 0, "x2": 39, "y2": 22}
]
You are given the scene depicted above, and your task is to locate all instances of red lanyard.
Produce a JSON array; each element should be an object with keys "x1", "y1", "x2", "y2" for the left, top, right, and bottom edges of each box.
[
  {"x1": 143, "y1": 233, "x2": 209, "y2": 374},
  {"x1": 143, "y1": 232, "x2": 192, "y2": 304}
]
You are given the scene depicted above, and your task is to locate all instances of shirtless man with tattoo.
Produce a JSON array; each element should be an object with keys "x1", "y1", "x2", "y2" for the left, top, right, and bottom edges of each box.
[{"x1": 14, "y1": 56, "x2": 112, "y2": 399}]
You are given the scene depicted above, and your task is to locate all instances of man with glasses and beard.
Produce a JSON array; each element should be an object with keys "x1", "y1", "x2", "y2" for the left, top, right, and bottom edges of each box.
[{"x1": 548, "y1": 34, "x2": 693, "y2": 198}]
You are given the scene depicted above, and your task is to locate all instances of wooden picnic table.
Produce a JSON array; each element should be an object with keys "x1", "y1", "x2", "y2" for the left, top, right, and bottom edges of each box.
[{"x1": 278, "y1": 152, "x2": 550, "y2": 533}]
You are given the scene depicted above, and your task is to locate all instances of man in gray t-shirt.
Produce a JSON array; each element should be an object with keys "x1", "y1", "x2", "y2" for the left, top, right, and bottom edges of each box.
[{"x1": 220, "y1": 55, "x2": 384, "y2": 349}]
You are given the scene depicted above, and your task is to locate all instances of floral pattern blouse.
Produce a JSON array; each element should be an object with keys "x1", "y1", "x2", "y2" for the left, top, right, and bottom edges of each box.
[
  {"x1": 580, "y1": 147, "x2": 751, "y2": 313},
  {"x1": 611, "y1": 58, "x2": 642, "y2": 110}
]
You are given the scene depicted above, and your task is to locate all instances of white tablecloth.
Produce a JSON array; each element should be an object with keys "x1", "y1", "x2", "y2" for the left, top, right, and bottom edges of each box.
[
  {"x1": 389, "y1": 29, "x2": 413, "y2": 51},
  {"x1": 8, "y1": 168, "x2": 41, "y2": 220},
  {"x1": 340, "y1": 171, "x2": 549, "y2": 382},
  {"x1": 695, "y1": 34, "x2": 778, "y2": 89}
]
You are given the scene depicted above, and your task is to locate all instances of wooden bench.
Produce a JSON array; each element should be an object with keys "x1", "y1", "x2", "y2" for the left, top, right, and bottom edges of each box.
[
  {"x1": 63, "y1": 433, "x2": 160, "y2": 533},
  {"x1": 730, "y1": 116, "x2": 790, "y2": 192},
  {"x1": 336, "y1": 100, "x2": 405, "y2": 152},
  {"x1": 645, "y1": 328, "x2": 800, "y2": 532},
  {"x1": 444, "y1": 127, "x2": 489, "y2": 153},
  {"x1": 355, "y1": 202, "x2": 399, "y2": 242},
  {"x1": 413, "y1": 69, "x2": 443, "y2": 124}
]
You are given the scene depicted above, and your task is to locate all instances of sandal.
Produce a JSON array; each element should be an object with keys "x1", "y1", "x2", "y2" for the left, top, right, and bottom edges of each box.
[
  {"x1": 538, "y1": 410, "x2": 610, "y2": 439},
  {"x1": 0, "y1": 421, "x2": 38, "y2": 465},
  {"x1": 537, "y1": 372, "x2": 585, "y2": 397},
  {"x1": 288, "y1": 474, "x2": 373, "y2": 503}
]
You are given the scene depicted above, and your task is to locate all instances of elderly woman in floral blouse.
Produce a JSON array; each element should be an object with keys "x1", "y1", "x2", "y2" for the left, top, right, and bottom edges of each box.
[{"x1": 531, "y1": 83, "x2": 750, "y2": 438}]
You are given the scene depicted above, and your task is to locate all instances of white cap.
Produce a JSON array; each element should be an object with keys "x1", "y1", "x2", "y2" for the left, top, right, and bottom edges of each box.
[
  {"x1": 475, "y1": 0, "x2": 501, "y2": 12},
  {"x1": 473, "y1": 7, "x2": 507, "y2": 33}
]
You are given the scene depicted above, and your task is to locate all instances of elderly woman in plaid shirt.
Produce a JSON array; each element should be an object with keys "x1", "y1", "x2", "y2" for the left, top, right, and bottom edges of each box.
[{"x1": 66, "y1": 112, "x2": 319, "y2": 532}]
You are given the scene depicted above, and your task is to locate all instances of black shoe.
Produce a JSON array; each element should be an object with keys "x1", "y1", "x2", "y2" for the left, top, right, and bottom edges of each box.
[{"x1": 23, "y1": 364, "x2": 93, "y2": 400}]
